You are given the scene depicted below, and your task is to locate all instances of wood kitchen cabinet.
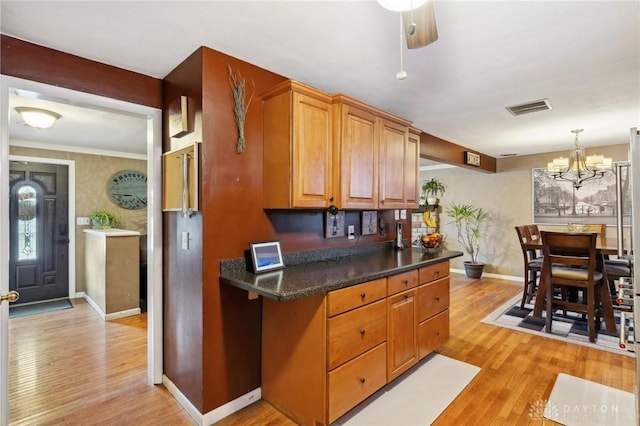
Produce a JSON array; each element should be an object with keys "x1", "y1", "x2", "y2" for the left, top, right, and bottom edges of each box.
[
  {"x1": 262, "y1": 80, "x2": 333, "y2": 209},
  {"x1": 378, "y1": 119, "x2": 420, "y2": 209},
  {"x1": 405, "y1": 128, "x2": 420, "y2": 209},
  {"x1": 417, "y1": 261, "x2": 450, "y2": 358},
  {"x1": 262, "y1": 278, "x2": 387, "y2": 426},
  {"x1": 263, "y1": 80, "x2": 419, "y2": 210},
  {"x1": 332, "y1": 96, "x2": 379, "y2": 210},
  {"x1": 262, "y1": 262, "x2": 450, "y2": 425},
  {"x1": 386, "y1": 270, "x2": 419, "y2": 381}
]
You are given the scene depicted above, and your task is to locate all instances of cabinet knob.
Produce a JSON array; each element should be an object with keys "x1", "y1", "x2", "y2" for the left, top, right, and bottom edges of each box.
[
  {"x1": 404, "y1": 295, "x2": 409, "y2": 301},
  {"x1": 360, "y1": 329, "x2": 366, "y2": 336},
  {"x1": 360, "y1": 377, "x2": 366, "y2": 384},
  {"x1": 361, "y1": 293, "x2": 366, "y2": 300},
  {"x1": 435, "y1": 296, "x2": 440, "y2": 302},
  {"x1": 435, "y1": 270, "x2": 440, "y2": 276},
  {"x1": 402, "y1": 279, "x2": 408, "y2": 285}
]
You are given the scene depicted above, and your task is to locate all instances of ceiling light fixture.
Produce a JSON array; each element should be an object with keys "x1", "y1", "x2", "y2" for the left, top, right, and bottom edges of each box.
[
  {"x1": 376, "y1": 0, "x2": 428, "y2": 12},
  {"x1": 15, "y1": 107, "x2": 61, "y2": 129},
  {"x1": 547, "y1": 129, "x2": 612, "y2": 190}
]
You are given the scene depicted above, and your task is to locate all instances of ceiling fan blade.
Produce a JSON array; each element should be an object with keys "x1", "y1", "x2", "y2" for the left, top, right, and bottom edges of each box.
[{"x1": 402, "y1": 1, "x2": 438, "y2": 49}]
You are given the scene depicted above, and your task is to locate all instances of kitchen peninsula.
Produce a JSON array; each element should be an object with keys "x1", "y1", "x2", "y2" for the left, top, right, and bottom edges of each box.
[{"x1": 220, "y1": 243, "x2": 462, "y2": 425}]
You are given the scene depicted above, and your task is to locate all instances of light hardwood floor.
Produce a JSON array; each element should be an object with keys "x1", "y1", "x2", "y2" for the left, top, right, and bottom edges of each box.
[
  {"x1": 8, "y1": 298, "x2": 194, "y2": 425},
  {"x1": 9, "y1": 275, "x2": 637, "y2": 425}
]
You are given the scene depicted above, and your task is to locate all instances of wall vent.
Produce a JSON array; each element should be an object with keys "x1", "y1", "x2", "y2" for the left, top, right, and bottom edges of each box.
[{"x1": 506, "y1": 99, "x2": 552, "y2": 116}]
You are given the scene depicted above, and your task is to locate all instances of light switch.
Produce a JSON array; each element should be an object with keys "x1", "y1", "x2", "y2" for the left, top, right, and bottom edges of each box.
[
  {"x1": 347, "y1": 225, "x2": 355, "y2": 240},
  {"x1": 181, "y1": 232, "x2": 189, "y2": 250},
  {"x1": 400, "y1": 209, "x2": 407, "y2": 219},
  {"x1": 76, "y1": 217, "x2": 90, "y2": 226},
  {"x1": 394, "y1": 210, "x2": 400, "y2": 220}
]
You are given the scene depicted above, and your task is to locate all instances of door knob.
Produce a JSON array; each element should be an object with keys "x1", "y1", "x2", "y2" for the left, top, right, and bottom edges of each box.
[{"x1": 0, "y1": 291, "x2": 19, "y2": 303}]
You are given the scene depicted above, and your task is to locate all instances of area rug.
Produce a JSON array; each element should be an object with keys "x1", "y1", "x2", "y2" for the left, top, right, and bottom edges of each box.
[
  {"x1": 334, "y1": 353, "x2": 480, "y2": 425},
  {"x1": 482, "y1": 295, "x2": 635, "y2": 356},
  {"x1": 9, "y1": 298, "x2": 73, "y2": 319},
  {"x1": 540, "y1": 373, "x2": 635, "y2": 425}
]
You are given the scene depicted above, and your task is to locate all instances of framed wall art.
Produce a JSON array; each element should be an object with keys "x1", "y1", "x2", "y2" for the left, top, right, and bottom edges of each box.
[{"x1": 531, "y1": 167, "x2": 631, "y2": 226}]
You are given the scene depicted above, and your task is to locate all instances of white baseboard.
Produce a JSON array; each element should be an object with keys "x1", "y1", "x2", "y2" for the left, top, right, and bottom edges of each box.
[
  {"x1": 73, "y1": 291, "x2": 86, "y2": 299},
  {"x1": 163, "y1": 375, "x2": 261, "y2": 425},
  {"x1": 450, "y1": 268, "x2": 521, "y2": 282},
  {"x1": 105, "y1": 308, "x2": 141, "y2": 320},
  {"x1": 82, "y1": 294, "x2": 141, "y2": 321}
]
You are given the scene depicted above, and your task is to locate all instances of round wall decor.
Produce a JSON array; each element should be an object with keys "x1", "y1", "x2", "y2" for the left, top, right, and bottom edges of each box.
[{"x1": 108, "y1": 169, "x2": 147, "y2": 210}]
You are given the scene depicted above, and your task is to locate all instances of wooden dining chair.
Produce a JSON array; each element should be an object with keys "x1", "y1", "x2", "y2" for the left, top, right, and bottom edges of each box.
[
  {"x1": 540, "y1": 231, "x2": 604, "y2": 342},
  {"x1": 578, "y1": 223, "x2": 632, "y2": 299},
  {"x1": 527, "y1": 224, "x2": 541, "y2": 241},
  {"x1": 515, "y1": 226, "x2": 543, "y2": 308}
]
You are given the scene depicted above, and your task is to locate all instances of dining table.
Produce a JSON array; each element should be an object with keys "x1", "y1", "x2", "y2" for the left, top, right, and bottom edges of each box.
[{"x1": 521, "y1": 237, "x2": 618, "y2": 333}]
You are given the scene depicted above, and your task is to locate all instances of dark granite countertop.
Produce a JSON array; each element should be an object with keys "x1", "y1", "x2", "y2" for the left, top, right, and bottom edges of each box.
[{"x1": 220, "y1": 244, "x2": 462, "y2": 301}]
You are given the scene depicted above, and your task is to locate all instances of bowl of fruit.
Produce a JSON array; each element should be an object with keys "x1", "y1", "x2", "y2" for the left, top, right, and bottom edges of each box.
[{"x1": 421, "y1": 233, "x2": 442, "y2": 251}]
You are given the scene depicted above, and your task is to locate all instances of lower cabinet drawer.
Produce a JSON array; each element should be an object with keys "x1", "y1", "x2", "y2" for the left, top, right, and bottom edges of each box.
[
  {"x1": 417, "y1": 277, "x2": 450, "y2": 322},
  {"x1": 418, "y1": 309, "x2": 449, "y2": 359},
  {"x1": 328, "y1": 299, "x2": 387, "y2": 370},
  {"x1": 328, "y1": 343, "x2": 387, "y2": 424}
]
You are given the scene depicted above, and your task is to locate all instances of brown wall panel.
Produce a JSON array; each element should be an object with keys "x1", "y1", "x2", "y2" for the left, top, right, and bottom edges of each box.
[
  {"x1": 420, "y1": 131, "x2": 496, "y2": 173},
  {"x1": 162, "y1": 50, "x2": 205, "y2": 411},
  {"x1": 1, "y1": 35, "x2": 162, "y2": 109}
]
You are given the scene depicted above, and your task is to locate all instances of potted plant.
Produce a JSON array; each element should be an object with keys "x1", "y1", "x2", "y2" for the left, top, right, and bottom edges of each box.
[
  {"x1": 445, "y1": 202, "x2": 488, "y2": 278},
  {"x1": 422, "y1": 178, "x2": 446, "y2": 205},
  {"x1": 89, "y1": 210, "x2": 120, "y2": 229}
]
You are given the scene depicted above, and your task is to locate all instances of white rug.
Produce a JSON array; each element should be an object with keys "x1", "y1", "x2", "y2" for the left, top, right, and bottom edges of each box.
[
  {"x1": 540, "y1": 373, "x2": 636, "y2": 425},
  {"x1": 333, "y1": 353, "x2": 480, "y2": 426}
]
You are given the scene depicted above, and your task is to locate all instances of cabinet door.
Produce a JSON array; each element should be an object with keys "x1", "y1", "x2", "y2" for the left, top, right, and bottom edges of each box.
[
  {"x1": 292, "y1": 91, "x2": 333, "y2": 208},
  {"x1": 387, "y1": 288, "x2": 418, "y2": 381},
  {"x1": 337, "y1": 105, "x2": 379, "y2": 209},
  {"x1": 379, "y1": 118, "x2": 408, "y2": 209},
  {"x1": 405, "y1": 129, "x2": 420, "y2": 209}
]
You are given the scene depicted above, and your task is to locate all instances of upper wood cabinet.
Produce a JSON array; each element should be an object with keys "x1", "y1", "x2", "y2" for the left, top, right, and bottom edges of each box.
[
  {"x1": 263, "y1": 81, "x2": 333, "y2": 209},
  {"x1": 378, "y1": 118, "x2": 408, "y2": 209},
  {"x1": 405, "y1": 128, "x2": 420, "y2": 209},
  {"x1": 332, "y1": 96, "x2": 379, "y2": 210},
  {"x1": 377, "y1": 122, "x2": 420, "y2": 209},
  {"x1": 263, "y1": 80, "x2": 419, "y2": 210}
]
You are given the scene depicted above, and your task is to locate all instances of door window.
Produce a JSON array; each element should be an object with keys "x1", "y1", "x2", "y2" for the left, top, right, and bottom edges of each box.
[{"x1": 17, "y1": 185, "x2": 37, "y2": 260}]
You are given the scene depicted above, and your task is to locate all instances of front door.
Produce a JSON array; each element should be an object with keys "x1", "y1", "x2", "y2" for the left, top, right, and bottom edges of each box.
[{"x1": 9, "y1": 161, "x2": 69, "y2": 304}]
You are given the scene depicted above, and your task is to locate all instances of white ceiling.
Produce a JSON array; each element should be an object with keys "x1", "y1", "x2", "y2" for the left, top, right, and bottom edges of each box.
[{"x1": 2, "y1": 0, "x2": 639, "y2": 160}]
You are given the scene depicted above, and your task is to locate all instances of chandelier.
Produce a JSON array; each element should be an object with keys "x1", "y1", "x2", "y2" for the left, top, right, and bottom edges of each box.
[{"x1": 547, "y1": 129, "x2": 612, "y2": 190}]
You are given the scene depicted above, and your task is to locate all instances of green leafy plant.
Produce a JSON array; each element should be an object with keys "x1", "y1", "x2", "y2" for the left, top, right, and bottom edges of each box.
[
  {"x1": 422, "y1": 178, "x2": 446, "y2": 201},
  {"x1": 445, "y1": 203, "x2": 487, "y2": 264},
  {"x1": 89, "y1": 210, "x2": 120, "y2": 229}
]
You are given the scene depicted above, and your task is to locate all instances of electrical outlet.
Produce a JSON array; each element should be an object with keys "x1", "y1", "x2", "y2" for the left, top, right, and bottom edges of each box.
[
  {"x1": 76, "y1": 217, "x2": 90, "y2": 226},
  {"x1": 400, "y1": 209, "x2": 407, "y2": 219},
  {"x1": 394, "y1": 210, "x2": 399, "y2": 220},
  {"x1": 181, "y1": 232, "x2": 189, "y2": 250}
]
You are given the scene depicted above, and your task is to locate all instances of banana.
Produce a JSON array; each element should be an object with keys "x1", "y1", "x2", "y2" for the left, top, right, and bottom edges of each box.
[{"x1": 422, "y1": 211, "x2": 436, "y2": 228}]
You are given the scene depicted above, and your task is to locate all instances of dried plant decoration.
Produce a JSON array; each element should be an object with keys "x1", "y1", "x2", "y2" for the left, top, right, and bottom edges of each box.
[{"x1": 227, "y1": 65, "x2": 255, "y2": 154}]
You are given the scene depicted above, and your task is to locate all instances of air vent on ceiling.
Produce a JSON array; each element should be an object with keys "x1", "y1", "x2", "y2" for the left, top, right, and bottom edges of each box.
[{"x1": 506, "y1": 99, "x2": 552, "y2": 116}]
